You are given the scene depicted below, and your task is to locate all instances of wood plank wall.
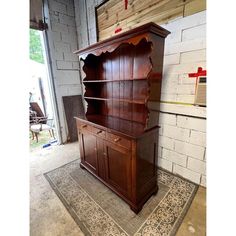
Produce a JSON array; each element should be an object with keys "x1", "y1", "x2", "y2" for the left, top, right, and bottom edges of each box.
[{"x1": 97, "y1": 0, "x2": 206, "y2": 41}]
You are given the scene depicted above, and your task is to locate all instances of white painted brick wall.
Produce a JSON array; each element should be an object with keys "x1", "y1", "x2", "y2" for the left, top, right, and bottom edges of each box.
[
  {"x1": 176, "y1": 94, "x2": 195, "y2": 103},
  {"x1": 54, "y1": 41, "x2": 71, "y2": 52},
  {"x1": 176, "y1": 84, "x2": 195, "y2": 95},
  {"x1": 173, "y1": 164, "x2": 201, "y2": 184},
  {"x1": 51, "y1": 31, "x2": 61, "y2": 42},
  {"x1": 182, "y1": 24, "x2": 206, "y2": 41},
  {"x1": 46, "y1": 0, "x2": 81, "y2": 143},
  {"x1": 55, "y1": 70, "x2": 80, "y2": 85},
  {"x1": 164, "y1": 38, "x2": 206, "y2": 56},
  {"x1": 61, "y1": 32, "x2": 77, "y2": 44},
  {"x1": 189, "y1": 130, "x2": 206, "y2": 146},
  {"x1": 56, "y1": 60, "x2": 73, "y2": 70},
  {"x1": 187, "y1": 157, "x2": 206, "y2": 175},
  {"x1": 51, "y1": 21, "x2": 69, "y2": 33},
  {"x1": 163, "y1": 125, "x2": 190, "y2": 142},
  {"x1": 201, "y1": 175, "x2": 206, "y2": 187},
  {"x1": 158, "y1": 158, "x2": 173, "y2": 172},
  {"x1": 165, "y1": 30, "x2": 182, "y2": 44},
  {"x1": 161, "y1": 11, "x2": 206, "y2": 104},
  {"x1": 177, "y1": 116, "x2": 206, "y2": 132},
  {"x1": 178, "y1": 73, "x2": 196, "y2": 85},
  {"x1": 63, "y1": 52, "x2": 78, "y2": 61},
  {"x1": 175, "y1": 140, "x2": 205, "y2": 160},
  {"x1": 52, "y1": 50, "x2": 63, "y2": 60},
  {"x1": 159, "y1": 136, "x2": 175, "y2": 150},
  {"x1": 159, "y1": 113, "x2": 177, "y2": 126},
  {"x1": 160, "y1": 102, "x2": 206, "y2": 118},
  {"x1": 59, "y1": 13, "x2": 76, "y2": 26},
  {"x1": 163, "y1": 61, "x2": 206, "y2": 76},
  {"x1": 162, "y1": 11, "x2": 206, "y2": 32},
  {"x1": 135, "y1": 11, "x2": 208, "y2": 186},
  {"x1": 50, "y1": 0, "x2": 67, "y2": 14},
  {"x1": 158, "y1": 112, "x2": 206, "y2": 186},
  {"x1": 180, "y1": 49, "x2": 206, "y2": 63},
  {"x1": 161, "y1": 94, "x2": 177, "y2": 102},
  {"x1": 163, "y1": 53, "x2": 180, "y2": 65},
  {"x1": 163, "y1": 149, "x2": 187, "y2": 167}
]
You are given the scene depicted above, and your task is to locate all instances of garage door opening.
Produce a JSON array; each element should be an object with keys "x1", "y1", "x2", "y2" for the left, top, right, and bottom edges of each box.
[{"x1": 29, "y1": 28, "x2": 60, "y2": 152}]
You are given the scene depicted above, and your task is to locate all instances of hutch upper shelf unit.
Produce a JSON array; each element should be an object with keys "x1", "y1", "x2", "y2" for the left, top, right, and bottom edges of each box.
[{"x1": 74, "y1": 22, "x2": 170, "y2": 213}]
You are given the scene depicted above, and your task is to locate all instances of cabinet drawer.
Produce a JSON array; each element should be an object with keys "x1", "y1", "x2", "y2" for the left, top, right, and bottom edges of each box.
[
  {"x1": 78, "y1": 123, "x2": 91, "y2": 132},
  {"x1": 107, "y1": 132, "x2": 131, "y2": 149},
  {"x1": 91, "y1": 126, "x2": 106, "y2": 138}
]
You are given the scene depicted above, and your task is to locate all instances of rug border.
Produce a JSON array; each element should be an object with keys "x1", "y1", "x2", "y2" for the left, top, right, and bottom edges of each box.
[
  {"x1": 157, "y1": 166, "x2": 199, "y2": 235},
  {"x1": 44, "y1": 160, "x2": 199, "y2": 236},
  {"x1": 44, "y1": 171, "x2": 91, "y2": 236}
]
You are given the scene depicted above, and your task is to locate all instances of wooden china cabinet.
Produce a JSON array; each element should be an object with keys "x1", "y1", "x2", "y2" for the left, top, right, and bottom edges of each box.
[{"x1": 74, "y1": 22, "x2": 170, "y2": 213}]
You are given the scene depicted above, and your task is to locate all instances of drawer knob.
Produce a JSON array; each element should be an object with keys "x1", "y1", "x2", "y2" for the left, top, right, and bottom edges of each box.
[
  {"x1": 96, "y1": 130, "x2": 103, "y2": 134},
  {"x1": 114, "y1": 137, "x2": 121, "y2": 142},
  {"x1": 81, "y1": 124, "x2": 87, "y2": 128}
]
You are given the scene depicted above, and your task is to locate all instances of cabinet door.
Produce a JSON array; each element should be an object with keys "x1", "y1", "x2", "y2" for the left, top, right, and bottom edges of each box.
[
  {"x1": 97, "y1": 138, "x2": 106, "y2": 180},
  {"x1": 79, "y1": 131, "x2": 98, "y2": 174},
  {"x1": 104, "y1": 142, "x2": 132, "y2": 199}
]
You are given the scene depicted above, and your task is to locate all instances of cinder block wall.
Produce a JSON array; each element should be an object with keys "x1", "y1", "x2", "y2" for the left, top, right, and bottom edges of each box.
[
  {"x1": 157, "y1": 11, "x2": 206, "y2": 186},
  {"x1": 158, "y1": 107, "x2": 206, "y2": 186},
  {"x1": 161, "y1": 11, "x2": 206, "y2": 103},
  {"x1": 45, "y1": 0, "x2": 82, "y2": 142}
]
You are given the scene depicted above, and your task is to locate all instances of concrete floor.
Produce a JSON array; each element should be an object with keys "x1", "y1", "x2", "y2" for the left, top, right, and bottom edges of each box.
[{"x1": 30, "y1": 142, "x2": 206, "y2": 236}]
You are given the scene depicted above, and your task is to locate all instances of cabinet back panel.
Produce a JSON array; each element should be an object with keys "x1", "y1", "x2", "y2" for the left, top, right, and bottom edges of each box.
[{"x1": 82, "y1": 39, "x2": 152, "y2": 125}]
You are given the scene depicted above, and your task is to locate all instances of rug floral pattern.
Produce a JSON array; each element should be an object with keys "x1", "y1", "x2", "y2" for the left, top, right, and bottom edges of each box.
[{"x1": 45, "y1": 160, "x2": 197, "y2": 236}]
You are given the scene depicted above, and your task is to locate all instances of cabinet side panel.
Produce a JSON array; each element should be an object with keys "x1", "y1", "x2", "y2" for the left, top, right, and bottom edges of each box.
[
  {"x1": 136, "y1": 129, "x2": 158, "y2": 203},
  {"x1": 147, "y1": 33, "x2": 166, "y2": 129}
]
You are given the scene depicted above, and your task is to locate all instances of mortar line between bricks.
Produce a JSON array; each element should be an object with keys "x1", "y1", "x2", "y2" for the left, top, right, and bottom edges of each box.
[{"x1": 160, "y1": 111, "x2": 206, "y2": 120}]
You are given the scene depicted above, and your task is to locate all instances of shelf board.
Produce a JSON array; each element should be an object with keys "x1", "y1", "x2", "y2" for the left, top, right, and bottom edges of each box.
[
  {"x1": 84, "y1": 96, "x2": 146, "y2": 104},
  {"x1": 83, "y1": 78, "x2": 147, "y2": 83}
]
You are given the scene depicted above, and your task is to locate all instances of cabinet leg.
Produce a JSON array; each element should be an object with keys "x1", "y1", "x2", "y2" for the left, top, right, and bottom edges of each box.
[
  {"x1": 130, "y1": 205, "x2": 142, "y2": 214},
  {"x1": 153, "y1": 185, "x2": 159, "y2": 196}
]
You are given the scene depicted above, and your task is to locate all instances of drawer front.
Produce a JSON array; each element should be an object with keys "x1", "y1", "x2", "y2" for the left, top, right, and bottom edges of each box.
[
  {"x1": 107, "y1": 132, "x2": 131, "y2": 149},
  {"x1": 78, "y1": 122, "x2": 106, "y2": 138},
  {"x1": 90, "y1": 126, "x2": 106, "y2": 138},
  {"x1": 78, "y1": 123, "x2": 91, "y2": 132}
]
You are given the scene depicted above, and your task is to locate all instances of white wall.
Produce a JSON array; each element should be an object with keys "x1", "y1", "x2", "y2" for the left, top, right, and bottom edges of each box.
[
  {"x1": 157, "y1": 11, "x2": 206, "y2": 186},
  {"x1": 74, "y1": 0, "x2": 103, "y2": 49},
  {"x1": 161, "y1": 11, "x2": 206, "y2": 104},
  {"x1": 45, "y1": 0, "x2": 82, "y2": 143}
]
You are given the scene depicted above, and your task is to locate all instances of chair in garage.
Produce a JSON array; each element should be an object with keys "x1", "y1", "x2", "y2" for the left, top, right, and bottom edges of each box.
[{"x1": 29, "y1": 102, "x2": 55, "y2": 143}]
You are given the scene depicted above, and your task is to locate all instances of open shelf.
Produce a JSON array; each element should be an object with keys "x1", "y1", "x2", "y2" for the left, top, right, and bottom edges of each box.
[
  {"x1": 84, "y1": 96, "x2": 146, "y2": 105},
  {"x1": 83, "y1": 78, "x2": 147, "y2": 83},
  {"x1": 80, "y1": 37, "x2": 158, "y2": 130}
]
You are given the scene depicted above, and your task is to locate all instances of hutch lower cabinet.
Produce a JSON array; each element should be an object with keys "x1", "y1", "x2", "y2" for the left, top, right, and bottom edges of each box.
[
  {"x1": 74, "y1": 23, "x2": 170, "y2": 213},
  {"x1": 76, "y1": 118, "x2": 158, "y2": 212}
]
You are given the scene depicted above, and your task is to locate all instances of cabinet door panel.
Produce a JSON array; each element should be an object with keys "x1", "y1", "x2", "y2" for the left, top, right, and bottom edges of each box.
[
  {"x1": 105, "y1": 142, "x2": 132, "y2": 198},
  {"x1": 97, "y1": 138, "x2": 106, "y2": 180},
  {"x1": 80, "y1": 131, "x2": 98, "y2": 173}
]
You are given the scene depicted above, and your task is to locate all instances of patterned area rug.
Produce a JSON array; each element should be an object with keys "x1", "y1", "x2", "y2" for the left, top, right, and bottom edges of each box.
[{"x1": 44, "y1": 160, "x2": 198, "y2": 236}]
